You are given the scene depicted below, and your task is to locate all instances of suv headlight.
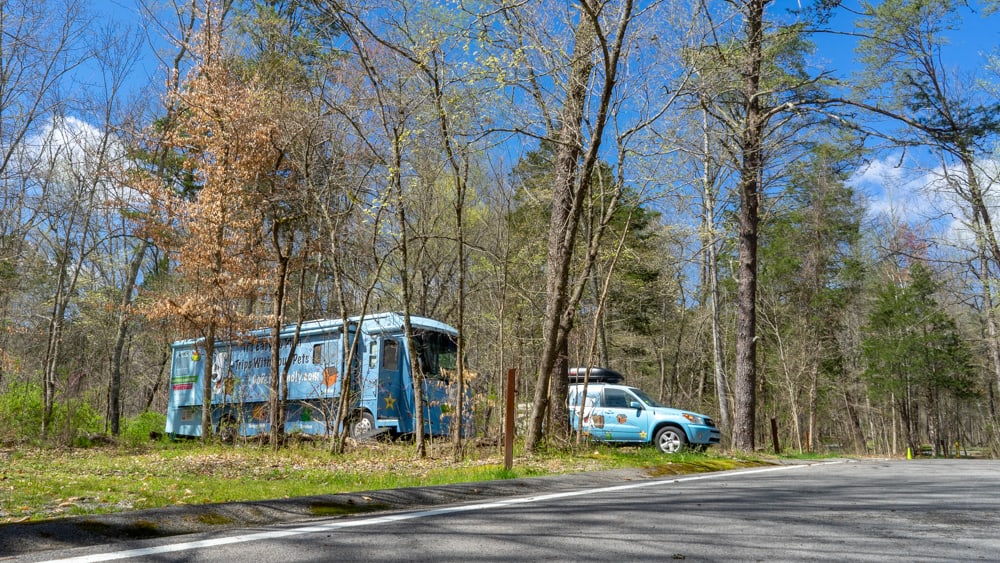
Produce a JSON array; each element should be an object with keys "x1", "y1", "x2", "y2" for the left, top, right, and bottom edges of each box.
[{"x1": 682, "y1": 413, "x2": 704, "y2": 425}]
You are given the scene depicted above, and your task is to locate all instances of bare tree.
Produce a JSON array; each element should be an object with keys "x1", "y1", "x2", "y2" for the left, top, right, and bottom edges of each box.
[
  {"x1": 524, "y1": 0, "x2": 641, "y2": 451},
  {"x1": 0, "y1": 0, "x2": 89, "y2": 426}
]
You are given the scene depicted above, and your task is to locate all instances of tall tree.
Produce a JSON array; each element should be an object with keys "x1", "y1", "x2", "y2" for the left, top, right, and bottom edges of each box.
[
  {"x1": 853, "y1": 0, "x2": 1000, "y2": 416},
  {"x1": 36, "y1": 117, "x2": 104, "y2": 437},
  {"x1": 231, "y1": 0, "x2": 335, "y2": 447},
  {"x1": 312, "y1": 0, "x2": 461, "y2": 456},
  {"x1": 88, "y1": 22, "x2": 152, "y2": 436},
  {"x1": 686, "y1": 0, "x2": 836, "y2": 451},
  {"x1": 759, "y1": 141, "x2": 864, "y2": 451},
  {"x1": 0, "y1": 0, "x2": 90, "y2": 436},
  {"x1": 732, "y1": 0, "x2": 766, "y2": 453},
  {"x1": 144, "y1": 0, "x2": 286, "y2": 440},
  {"x1": 853, "y1": 0, "x2": 1000, "y2": 266},
  {"x1": 524, "y1": 0, "x2": 644, "y2": 452},
  {"x1": 699, "y1": 109, "x2": 732, "y2": 438},
  {"x1": 862, "y1": 262, "x2": 976, "y2": 455}
]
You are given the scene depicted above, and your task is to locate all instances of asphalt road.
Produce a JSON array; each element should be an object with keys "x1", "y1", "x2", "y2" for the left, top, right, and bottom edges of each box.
[{"x1": 7, "y1": 458, "x2": 1000, "y2": 562}]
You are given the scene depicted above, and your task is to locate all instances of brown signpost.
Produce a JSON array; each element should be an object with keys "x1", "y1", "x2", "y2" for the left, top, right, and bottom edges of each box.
[{"x1": 504, "y1": 368, "x2": 516, "y2": 471}]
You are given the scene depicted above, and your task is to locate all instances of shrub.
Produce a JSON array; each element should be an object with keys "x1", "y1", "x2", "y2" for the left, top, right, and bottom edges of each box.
[
  {"x1": 122, "y1": 411, "x2": 168, "y2": 447},
  {"x1": 0, "y1": 382, "x2": 44, "y2": 443},
  {"x1": 62, "y1": 398, "x2": 104, "y2": 446},
  {"x1": 0, "y1": 382, "x2": 105, "y2": 446}
]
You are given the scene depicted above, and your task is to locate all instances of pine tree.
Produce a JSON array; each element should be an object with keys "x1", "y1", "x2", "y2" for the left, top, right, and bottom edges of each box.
[{"x1": 862, "y1": 262, "x2": 976, "y2": 455}]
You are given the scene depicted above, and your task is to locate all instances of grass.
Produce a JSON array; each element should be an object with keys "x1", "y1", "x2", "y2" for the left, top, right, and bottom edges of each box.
[{"x1": 0, "y1": 439, "x2": 773, "y2": 524}]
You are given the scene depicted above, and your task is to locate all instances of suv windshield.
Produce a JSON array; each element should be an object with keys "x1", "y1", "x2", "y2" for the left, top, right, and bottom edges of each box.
[{"x1": 629, "y1": 387, "x2": 664, "y2": 408}]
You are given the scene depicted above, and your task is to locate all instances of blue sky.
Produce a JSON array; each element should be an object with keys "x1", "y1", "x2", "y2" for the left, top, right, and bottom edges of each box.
[
  {"x1": 90, "y1": 0, "x2": 173, "y2": 98},
  {"x1": 89, "y1": 0, "x2": 997, "y2": 101},
  {"x1": 87, "y1": 0, "x2": 1000, "y2": 236},
  {"x1": 807, "y1": 0, "x2": 1000, "y2": 246}
]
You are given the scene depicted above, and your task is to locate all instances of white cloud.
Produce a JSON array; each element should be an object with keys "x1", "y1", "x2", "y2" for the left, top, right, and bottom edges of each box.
[
  {"x1": 848, "y1": 153, "x2": 946, "y2": 220},
  {"x1": 28, "y1": 116, "x2": 124, "y2": 176},
  {"x1": 23, "y1": 115, "x2": 143, "y2": 208},
  {"x1": 849, "y1": 153, "x2": 1000, "y2": 251}
]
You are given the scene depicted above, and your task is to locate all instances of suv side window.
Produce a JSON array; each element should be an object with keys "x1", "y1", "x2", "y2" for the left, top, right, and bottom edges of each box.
[
  {"x1": 604, "y1": 388, "x2": 629, "y2": 408},
  {"x1": 570, "y1": 388, "x2": 600, "y2": 407}
]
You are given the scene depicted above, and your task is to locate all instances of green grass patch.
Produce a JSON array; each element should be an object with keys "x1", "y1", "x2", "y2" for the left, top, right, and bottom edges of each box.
[
  {"x1": 644, "y1": 457, "x2": 762, "y2": 477},
  {"x1": 0, "y1": 440, "x2": 786, "y2": 524}
]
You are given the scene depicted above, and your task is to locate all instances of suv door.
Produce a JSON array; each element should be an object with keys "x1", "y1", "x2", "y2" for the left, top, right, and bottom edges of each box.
[{"x1": 597, "y1": 387, "x2": 649, "y2": 442}]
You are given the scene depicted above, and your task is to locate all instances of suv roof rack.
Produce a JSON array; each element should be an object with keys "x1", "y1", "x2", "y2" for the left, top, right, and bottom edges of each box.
[{"x1": 567, "y1": 367, "x2": 625, "y2": 384}]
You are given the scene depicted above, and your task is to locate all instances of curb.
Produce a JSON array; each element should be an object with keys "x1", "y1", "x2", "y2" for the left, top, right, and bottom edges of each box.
[{"x1": 1, "y1": 467, "x2": 652, "y2": 558}]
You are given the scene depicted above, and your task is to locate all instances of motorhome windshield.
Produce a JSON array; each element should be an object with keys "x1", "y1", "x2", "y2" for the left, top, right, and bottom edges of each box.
[{"x1": 415, "y1": 331, "x2": 458, "y2": 379}]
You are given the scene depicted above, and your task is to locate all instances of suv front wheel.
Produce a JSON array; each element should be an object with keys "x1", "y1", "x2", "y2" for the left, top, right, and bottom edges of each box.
[{"x1": 654, "y1": 426, "x2": 687, "y2": 454}]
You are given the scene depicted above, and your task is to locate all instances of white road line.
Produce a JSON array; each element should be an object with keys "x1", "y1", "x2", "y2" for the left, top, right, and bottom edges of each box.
[{"x1": 40, "y1": 461, "x2": 839, "y2": 563}]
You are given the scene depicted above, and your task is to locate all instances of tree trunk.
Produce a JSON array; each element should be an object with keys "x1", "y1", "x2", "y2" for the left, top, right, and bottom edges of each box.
[
  {"x1": 202, "y1": 322, "x2": 216, "y2": 442},
  {"x1": 145, "y1": 344, "x2": 171, "y2": 412},
  {"x1": 269, "y1": 240, "x2": 290, "y2": 448},
  {"x1": 980, "y1": 252, "x2": 1000, "y2": 421},
  {"x1": 733, "y1": 0, "x2": 766, "y2": 453},
  {"x1": 109, "y1": 239, "x2": 149, "y2": 435},
  {"x1": 807, "y1": 364, "x2": 818, "y2": 452},
  {"x1": 392, "y1": 138, "x2": 425, "y2": 457},
  {"x1": 927, "y1": 387, "x2": 940, "y2": 457},
  {"x1": 844, "y1": 390, "x2": 866, "y2": 454},
  {"x1": 701, "y1": 110, "x2": 730, "y2": 436},
  {"x1": 525, "y1": 6, "x2": 597, "y2": 452},
  {"x1": 42, "y1": 187, "x2": 96, "y2": 438},
  {"x1": 422, "y1": 54, "x2": 469, "y2": 460},
  {"x1": 42, "y1": 258, "x2": 70, "y2": 438}
]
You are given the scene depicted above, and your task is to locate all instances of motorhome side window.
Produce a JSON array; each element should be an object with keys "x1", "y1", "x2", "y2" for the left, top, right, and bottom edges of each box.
[
  {"x1": 175, "y1": 353, "x2": 192, "y2": 377},
  {"x1": 368, "y1": 340, "x2": 378, "y2": 368},
  {"x1": 312, "y1": 344, "x2": 323, "y2": 365},
  {"x1": 382, "y1": 339, "x2": 399, "y2": 370}
]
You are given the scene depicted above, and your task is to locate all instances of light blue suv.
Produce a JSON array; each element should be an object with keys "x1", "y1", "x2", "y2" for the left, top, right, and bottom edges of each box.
[{"x1": 567, "y1": 369, "x2": 720, "y2": 453}]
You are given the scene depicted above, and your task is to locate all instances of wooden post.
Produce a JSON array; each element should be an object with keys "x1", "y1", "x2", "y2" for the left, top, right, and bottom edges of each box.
[
  {"x1": 504, "y1": 368, "x2": 516, "y2": 471},
  {"x1": 771, "y1": 417, "x2": 780, "y2": 454}
]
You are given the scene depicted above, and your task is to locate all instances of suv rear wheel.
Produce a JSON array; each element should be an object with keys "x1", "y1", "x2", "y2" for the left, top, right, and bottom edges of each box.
[{"x1": 654, "y1": 426, "x2": 686, "y2": 454}]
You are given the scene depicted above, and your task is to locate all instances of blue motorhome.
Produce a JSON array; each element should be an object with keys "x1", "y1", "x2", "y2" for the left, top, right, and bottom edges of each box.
[{"x1": 164, "y1": 313, "x2": 468, "y2": 440}]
